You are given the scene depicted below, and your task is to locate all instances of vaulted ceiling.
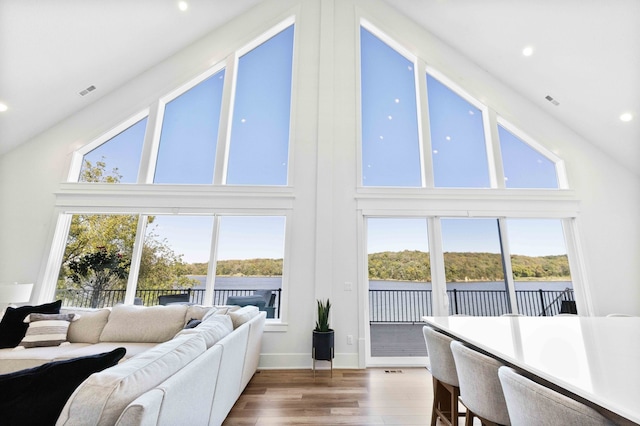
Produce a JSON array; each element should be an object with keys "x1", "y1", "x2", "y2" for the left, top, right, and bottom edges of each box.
[{"x1": 1, "y1": 0, "x2": 638, "y2": 176}]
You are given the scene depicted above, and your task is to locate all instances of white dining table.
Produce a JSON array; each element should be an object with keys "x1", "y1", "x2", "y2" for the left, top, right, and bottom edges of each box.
[{"x1": 422, "y1": 316, "x2": 640, "y2": 426}]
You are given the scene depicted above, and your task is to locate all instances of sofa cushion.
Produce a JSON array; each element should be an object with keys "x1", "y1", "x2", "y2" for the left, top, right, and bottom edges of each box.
[
  {"x1": 201, "y1": 306, "x2": 233, "y2": 323},
  {"x1": 0, "y1": 343, "x2": 92, "y2": 374},
  {"x1": 57, "y1": 333, "x2": 206, "y2": 426},
  {"x1": 19, "y1": 313, "x2": 78, "y2": 348},
  {"x1": 174, "y1": 314, "x2": 233, "y2": 348},
  {"x1": 184, "y1": 305, "x2": 213, "y2": 323},
  {"x1": 0, "y1": 347, "x2": 125, "y2": 426},
  {"x1": 54, "y1": 342, "x2": 156, "y2": 363},
  {"x1": 229, "y1": 305, "x2": 260, "y2": 329},
  {"x1": 61, "y1": 307, "x2": 111, "y2": 344},
  {"x1": 99, "y1": 304, "x2": 188, "y2": 343},
  {"x1": 0, "y1": 300, "x2": 62, "y2": 349}
]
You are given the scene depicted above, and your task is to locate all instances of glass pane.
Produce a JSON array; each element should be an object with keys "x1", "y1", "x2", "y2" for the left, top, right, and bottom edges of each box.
[
  {"x1": 138, "y1": 216, "x2": 213, "y2": 306},
  {"x1": 154, "y1": 70, "x2": 225, "y2": 184},
  {"x1": 367, "y1": 218, "x2": 430, "y2": 357},
  {"x1": 79, "y1": 118, "x2": 147, "y2": 183},
  {"x1": 427, "y1": 74, "x2": 490, "y2": 188},
  {"x1": 441, "y1": 218, "x2": 508, "y2": 315},
  {"x1": 226, "y1": 26, "x2": 294, "y2": 185},
  {"x1": 499, "y1": 125, "x2": 558, "y2": 189},
  {"x1": 360, "y1": 28, "x2": 422, "y2": 187},
  {"x1": 56, "y1": 214, "x2": 138, "y2": 307},
  {"x1": 215, "y1": 216, "x2": 285, "y2": 318},
  {"x1": 507, "y1": 219, "x2": 573, "y2": 315}
]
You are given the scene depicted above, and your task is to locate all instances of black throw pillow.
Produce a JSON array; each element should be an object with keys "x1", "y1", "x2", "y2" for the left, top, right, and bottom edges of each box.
[
  {"x1": 0, "y1": 347, "x2": 126, "y2": 426},
  {"x1": 0, "y1": 300, "x2": 62, "y2": 348},
  {"x1": 184, "y1": 318, "x2": 202, "y2": 329}
]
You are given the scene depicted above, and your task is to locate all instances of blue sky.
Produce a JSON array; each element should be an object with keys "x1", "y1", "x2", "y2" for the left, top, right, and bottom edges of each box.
[
  {"x1": 368, "y1": 217, "x2": 567, "y2": 257},
  {"x1": 80, "y1": 24, "x2": 566, "y2": 265},
  {"x1": 147, "y1": 215, "x2": 285, "y2": 263}
]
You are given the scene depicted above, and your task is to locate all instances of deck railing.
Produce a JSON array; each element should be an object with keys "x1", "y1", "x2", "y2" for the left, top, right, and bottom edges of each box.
[
  {"x1": 55, "y1": 288, "x2": 282, "y2": 318},
  {"x1": 369, "y1": 288, "x2": 575, "y2": 322},
  {"x1": 56, "y1": 287, "x2": 573, "y2": 322}
]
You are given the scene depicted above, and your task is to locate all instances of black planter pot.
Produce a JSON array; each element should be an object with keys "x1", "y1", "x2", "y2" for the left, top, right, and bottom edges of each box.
[{"x1": 312, "y1": 330, "x2": 334, "y2": 361}]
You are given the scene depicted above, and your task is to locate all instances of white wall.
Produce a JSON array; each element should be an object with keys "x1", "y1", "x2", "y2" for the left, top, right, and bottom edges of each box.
[{"x1": 1, "y1": 0, "x2": 638, "y2": 369}]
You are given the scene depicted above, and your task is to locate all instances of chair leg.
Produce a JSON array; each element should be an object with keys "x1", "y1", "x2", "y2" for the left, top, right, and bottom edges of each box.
[
  {"x1": 431, "y1": 378, "x2": 438, "y2": 426},
  {"x1": 450, "y1": 386, "x2": 459, "y2": 426},
  {"x1": 465, "y1": 410, "x2": 474, "y2": 426}
]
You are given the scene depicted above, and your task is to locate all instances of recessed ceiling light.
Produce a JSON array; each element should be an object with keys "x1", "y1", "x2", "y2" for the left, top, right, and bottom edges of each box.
[
  {"x1": 0, "y1": 102, "x2": 7, "y2": 112},
  {"x1": 620, "y1": 112, "x2": 633, "y2": 122},
  {"x1": 178, "y1": 1, "x2": 188, "y2": 11},
  {"x1": 522, "y1": 46, "x2": 534, "y2": 57}
]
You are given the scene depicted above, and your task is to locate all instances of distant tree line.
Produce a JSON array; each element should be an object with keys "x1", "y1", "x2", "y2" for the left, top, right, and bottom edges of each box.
[
  {"x1": 367, "y1": 250, "x2": 569, "y2": 282},
  {"x1": 184, "y1": 259, "x2": 283, "y2": 277},
  {"x1": 186, "y1": 251, "x2": 569, "y2": 282}
]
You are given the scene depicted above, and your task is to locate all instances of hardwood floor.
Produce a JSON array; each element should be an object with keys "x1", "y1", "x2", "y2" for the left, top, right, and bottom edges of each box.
[{"x1": 223, "y1": 368, "x2": 436, "y2": 425}]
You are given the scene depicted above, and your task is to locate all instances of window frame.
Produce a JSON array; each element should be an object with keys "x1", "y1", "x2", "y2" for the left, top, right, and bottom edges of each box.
[{"x1": 41, "y1": 204, "x2": 293, "y2": 323}]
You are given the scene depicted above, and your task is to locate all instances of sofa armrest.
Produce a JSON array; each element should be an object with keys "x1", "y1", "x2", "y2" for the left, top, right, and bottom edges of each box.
[
  {"x1": 115, "y1": 389, "x2": 163, "y2": 426},
  {"x1": 241, "y1": 311, "x2": 266, "y2": 390}
]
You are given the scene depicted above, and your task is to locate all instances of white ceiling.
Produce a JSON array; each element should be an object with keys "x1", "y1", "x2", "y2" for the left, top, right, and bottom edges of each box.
[
  {"x1": 0, "y1": 0, "x2": 263, "y2": 154},
  {"x1": 1, "y1": 0, "x2": 638, "y2": 176}
]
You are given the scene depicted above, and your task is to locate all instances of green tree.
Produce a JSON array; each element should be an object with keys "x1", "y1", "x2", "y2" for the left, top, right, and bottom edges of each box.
[{"x1": 58, "y1": 159, "x2": 197, "y2": 306}]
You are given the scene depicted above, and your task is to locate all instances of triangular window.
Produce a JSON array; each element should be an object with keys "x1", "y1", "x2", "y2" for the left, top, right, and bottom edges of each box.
[
  {"x1": 498, "y1": 124, "x2": 559, "y2": 189},
  {"x1": 78, "y1": 117, "x2": 147, "y2": 183}
]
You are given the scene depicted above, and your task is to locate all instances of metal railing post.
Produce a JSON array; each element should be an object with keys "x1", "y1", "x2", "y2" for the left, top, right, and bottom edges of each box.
[
  {"x1": 453, "y1": 289, "x2": 459, "y2": 315},
  {"x1": 538, "y1": 289, "x2": 546, "y2": 316}
]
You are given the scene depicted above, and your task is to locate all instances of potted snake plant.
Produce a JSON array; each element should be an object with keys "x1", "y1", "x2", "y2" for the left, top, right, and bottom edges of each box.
[{"x1": 312, "y1": 299, "x2": 334, "y2": 362}]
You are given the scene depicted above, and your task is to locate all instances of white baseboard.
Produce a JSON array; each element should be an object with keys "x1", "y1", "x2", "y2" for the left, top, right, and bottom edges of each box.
[{"x1": 258, "y1": 352, "x2": 361, "y2": 369}]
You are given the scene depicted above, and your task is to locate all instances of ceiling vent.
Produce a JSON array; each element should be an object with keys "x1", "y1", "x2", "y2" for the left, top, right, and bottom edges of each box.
[
  {"x1": 545, "y1": 95, "x2": 560, "y2": 106},
  {"x1": 79, "y1": 85, "x2": 96, "y2": 96}
]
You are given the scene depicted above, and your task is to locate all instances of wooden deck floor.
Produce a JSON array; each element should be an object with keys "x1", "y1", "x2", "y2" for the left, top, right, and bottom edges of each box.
[
  {"x1": 370, "y1": 324, "x2": 428, "y2": 357},
  {"x1": 223, "y1": 368, "x2": 435, "y2": 425}
]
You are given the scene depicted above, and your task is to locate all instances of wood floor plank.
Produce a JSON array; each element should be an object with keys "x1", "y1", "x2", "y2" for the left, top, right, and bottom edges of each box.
[{"x1": 224, "y1": 368, "x2": 435, "y2": 425}]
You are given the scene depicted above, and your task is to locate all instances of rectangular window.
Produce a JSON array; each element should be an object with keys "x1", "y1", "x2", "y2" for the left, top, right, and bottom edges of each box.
[
  {"x1": 441, "y1": 218, "x2": 507, "y2": 315},
  {"x1": 138, "y1": 215, "x2": 214, "y2": 305},
  {"x1": 506, "y1": 219, "x2": 574, "y2": 315},
  {"x1": 226, "y1": 25, "x2": 294, "y2": 185},
  {"x1": 367, "y1": 218, "x2": 430, "y2": 357},
  {"x1": 154, "y1": 70, "x2": 226, "y2": 184},
  {"x1": 215, "y1": 216, "x2": 285, "y2": 318},
  {"x1": 427, "y1": 74, "x2": 490, "y2": 188},
  {"x1": 56, "y1": 214, "x2": 138, "y2": 307},
  {"x1": 360, "y1": 27, "x2": 422, "y2": 187}
]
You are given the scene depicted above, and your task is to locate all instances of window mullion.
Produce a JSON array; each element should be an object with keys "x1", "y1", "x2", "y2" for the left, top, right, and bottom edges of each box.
[
  {"x1": 124, "y1": 215, "x2": 148, "y2": 304},
  {"x1": 416, "y1": 60, "x2": 434, "y2": 188},
  {"x1": 498, "y1": 217, "x2": 518, "y2": 313},
  {"x1": 138, "y1": 101, "x2": 163, "y2": 184},
  {"x1": 486, "y1": 109, "x2": 505, "y2": 189},
  {"x1": 428, "y1": 217, "x2": 448, "y2": 316},
  {"x1": 214, "y1": 55, "x2": 237, "y2": 185},
  {"x1": 203, "y1": 215, "x2": 220, "y2": 306}
]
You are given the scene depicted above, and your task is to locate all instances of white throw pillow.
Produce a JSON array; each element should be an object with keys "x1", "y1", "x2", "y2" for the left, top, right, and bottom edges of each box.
[{"x1": 228, "y1": 305, "x2": 260, "y2": 329}]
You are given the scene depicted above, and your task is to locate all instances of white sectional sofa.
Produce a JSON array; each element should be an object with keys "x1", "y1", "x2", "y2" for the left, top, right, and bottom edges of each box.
[{"x1": 0, "y1": 303, "x2": 265, "y2": 426}]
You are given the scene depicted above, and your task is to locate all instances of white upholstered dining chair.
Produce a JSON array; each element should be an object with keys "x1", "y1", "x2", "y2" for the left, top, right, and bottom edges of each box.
[
  {"x1": 498, "y1": 366, "x2": 615, "y2": 426},
  {"x1": 450, "y1": 340, "x2": 511, "y2": 426},
  {"x1": 423, "y1": 326, "x2": 465, "y2": 426}
]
